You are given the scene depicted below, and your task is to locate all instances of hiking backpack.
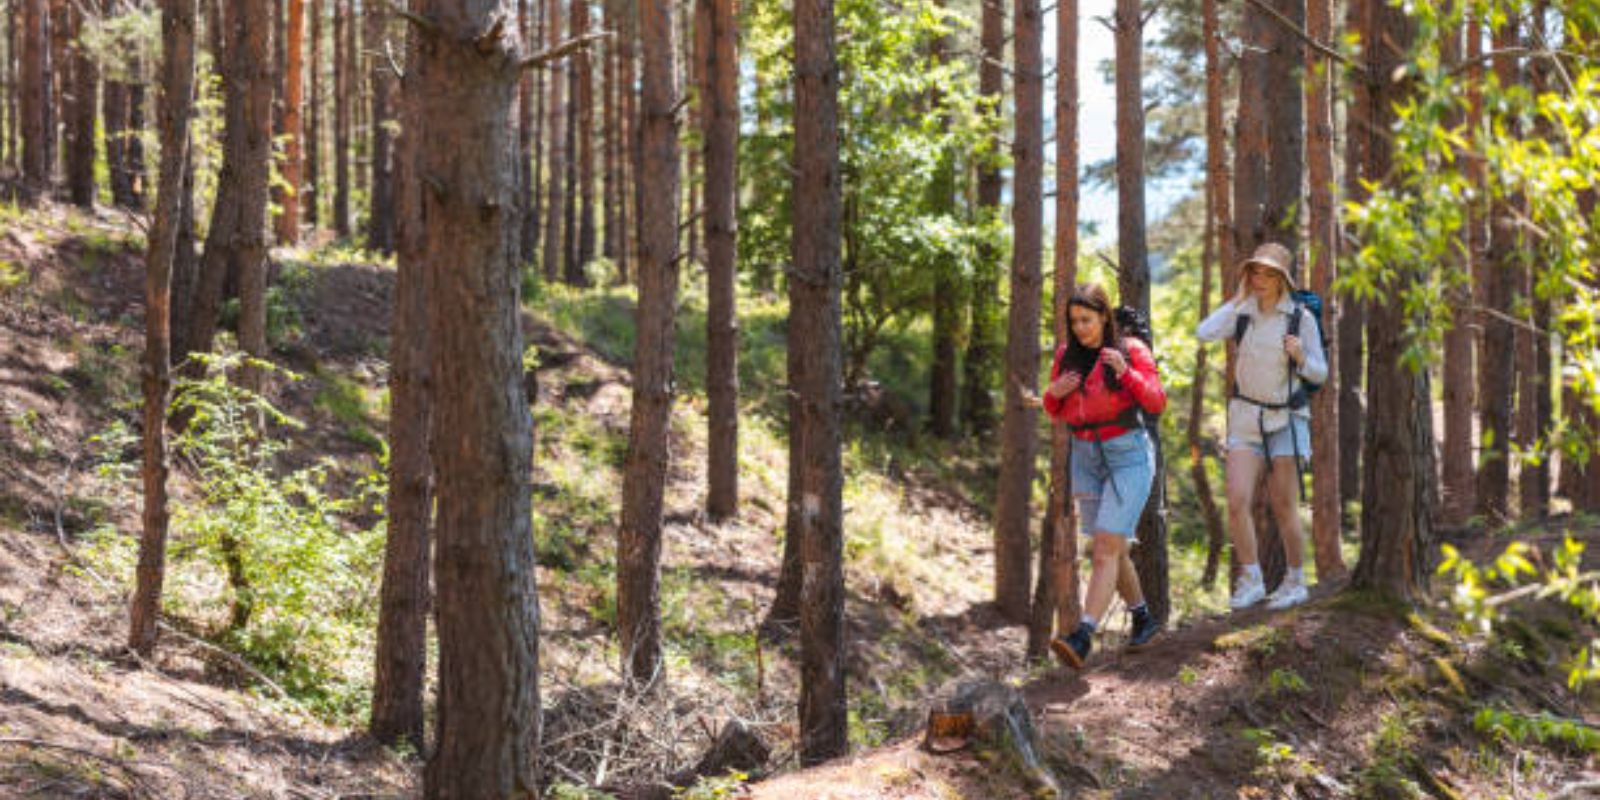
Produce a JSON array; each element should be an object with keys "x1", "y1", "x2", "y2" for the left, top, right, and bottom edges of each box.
[{"x1": 1231, "y1": 290, "x2": 1328, "y2": 396}]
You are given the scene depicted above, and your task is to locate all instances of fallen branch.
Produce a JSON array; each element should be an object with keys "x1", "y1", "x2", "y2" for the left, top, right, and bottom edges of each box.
[{"x1": 155, "y1": 621, "x2": 304, "y2": 713}]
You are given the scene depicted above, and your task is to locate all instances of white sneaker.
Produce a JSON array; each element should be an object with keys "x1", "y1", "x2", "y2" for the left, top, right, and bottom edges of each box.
[
  {"x1": 1230, "y1": 576, "x2": 1266, "y2": 610},
  {"x1": 1266, "y1": 580, "x2": 1309, "y2": 611}
]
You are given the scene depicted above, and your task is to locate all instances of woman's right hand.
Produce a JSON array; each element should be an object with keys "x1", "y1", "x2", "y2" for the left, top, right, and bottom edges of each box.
[{"x1": 1047, "y1": 371, "x2": 1082, "y2": 398}]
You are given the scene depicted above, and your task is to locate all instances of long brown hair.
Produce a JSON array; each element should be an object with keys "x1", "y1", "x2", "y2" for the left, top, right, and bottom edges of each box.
[{"x1": 1060, "y1": 283, "x2": 1121, "y2": 375}]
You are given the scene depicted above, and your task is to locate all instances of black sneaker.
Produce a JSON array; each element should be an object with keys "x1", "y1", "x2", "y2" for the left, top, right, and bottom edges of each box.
[
  {"x1": 1050, "y1": 624, "x2": 1093, "y2": 669},
  {"x1": 1128, "y1": 608, "x2": 1163, "y2": 650}
]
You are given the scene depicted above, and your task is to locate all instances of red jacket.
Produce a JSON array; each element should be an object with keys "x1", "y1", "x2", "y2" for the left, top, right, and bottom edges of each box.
[{"x1": 1043, "y1": 338, "x2": 1166, "y2": 441}]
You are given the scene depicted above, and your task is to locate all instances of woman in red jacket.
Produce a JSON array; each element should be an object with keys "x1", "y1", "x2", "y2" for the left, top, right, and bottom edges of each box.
[{"x1": 1041, "y1": 283, "x2": 1167, "y2": 668}]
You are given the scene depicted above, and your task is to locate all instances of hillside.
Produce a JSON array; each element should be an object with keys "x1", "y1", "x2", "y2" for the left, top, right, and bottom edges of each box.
[{"x1": 2, "y1": 203, "x2": 1599, "y2": 798}]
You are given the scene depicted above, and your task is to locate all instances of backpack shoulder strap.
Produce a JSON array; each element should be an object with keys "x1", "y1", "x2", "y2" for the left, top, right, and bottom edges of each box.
[
  {"x1": 1287, "y1": 300, "x2": 1304, "y2": 338},
  {"x1": 1233, "y1": 313, "x2": 1251, "y2": 345}
]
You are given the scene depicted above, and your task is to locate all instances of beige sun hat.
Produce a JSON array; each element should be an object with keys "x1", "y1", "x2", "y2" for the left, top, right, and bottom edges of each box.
[{"x1": 1242, "y1": 242, "x2": 1297, "y2": 290}]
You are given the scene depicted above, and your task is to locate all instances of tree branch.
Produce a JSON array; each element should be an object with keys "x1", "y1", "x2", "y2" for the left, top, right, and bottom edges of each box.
[
  {"x1": 1238, "y1": 0, "x2": 1362, "y2": 76},
  {"x1": 521, "y1": 30, "x2": 613, "y2": 70},
  {"x1": 387, "y1": 1, "x2": 438, "y2": 34}
]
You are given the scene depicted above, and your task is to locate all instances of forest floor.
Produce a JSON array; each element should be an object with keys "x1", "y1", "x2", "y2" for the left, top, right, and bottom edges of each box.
[{"x1": 1, "y1": 202, "x2": 1598, "y2": 798}]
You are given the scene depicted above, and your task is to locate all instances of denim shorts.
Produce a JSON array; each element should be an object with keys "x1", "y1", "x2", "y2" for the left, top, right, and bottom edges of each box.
[
  {"x1": 1070, "y1": 428, "x2": 1155, "y2": 540},
  {"x1": 1227, "y1": 415, "x2": 1311, "y2": 459}
]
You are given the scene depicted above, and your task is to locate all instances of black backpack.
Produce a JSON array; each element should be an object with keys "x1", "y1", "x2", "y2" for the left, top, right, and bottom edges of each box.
[{"x1": 1232, "y1": 290, "x2": 1327, "y2": 395}]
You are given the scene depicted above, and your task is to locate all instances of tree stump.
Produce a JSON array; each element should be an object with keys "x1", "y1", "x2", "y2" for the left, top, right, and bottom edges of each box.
[{"x1": 924, "y1": 680, "x2": 1064, "y2": 797}]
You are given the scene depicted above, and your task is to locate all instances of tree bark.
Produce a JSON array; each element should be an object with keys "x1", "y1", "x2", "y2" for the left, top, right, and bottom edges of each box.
[
  {"x1": 366, "y1": 4, "x2": 394, "y2": 253},
  {"x1": 962, "y1": 0, "x2": 1004, "y2": 436},
  {"x1": 1305, "y1": 0, "x2": 1343, "y2": 580},
  {"x1": 516, "y1": 0, "x2": 533, "y2": 267},
  {"x1": 601, "y1": 0, "x2": 618, "y2": 268},
  {"x1": 304, "y1": 0, "x2": 320, "y2": 227},
  {"x1": 182, "y1": 0, "x2": 272, "y2": 384},
  {"x1": 1338, "y1": 0, "x2": 1366, "y2": 523},
  {"x1": 927, "y1": 13, "x2": 958, "y2": 440},
  {"x1": 575, "y1": 0, "x2": 594, "y2": 277},
  {"x1": 617, "y1": 0, "x2": 681, "y2": 687},
  {"x1": 1352, "y1": 0, "x2": 1429, "y2": 602},
  {"x1": 1027, "y1": 0, "x2": 1080, "y2": 660},
  {"x1": 701, "y1": 0, "x2": 738, "y2": 522},
  {"x1": 1475, "y1": 16, "x2": 1519, "y2": 524},
  {"x1": 1197, "y1": 0, "x2": 1231, "y2": 587},
  {"x1": 541, "y1": 0, "x2": 565, "y2": 282},
  {"x1": 1438, "y1": 12, "x2": 1475, "y2": 524},
  {"x1": 617, "y1": 3, "x2": 636, "y2": 283},
  {"x1": 792, "y1": 0, "x2": 846, "y2": 765},
  {"x1": 129, "y1": 0, "x2": 197, "y2": 657},
  {"x1": 993, "y1": 0, "x2": 1043, "y2": 626},
  {"x1": 371, "y1": 50, "x2": 430, "y2": 748},
  {"x1": 332, "y1": 0, "x2": 348, "y2": 236},
  {"x1": 65, "y1": 0, "x2": 94, "y2": 207},
  {"x1": 18, "y1": 0, "x2": 45, "y2": 203},
  {"x1": 277, "y1": 0, "x2": 303, "y2": 244},
  {"x1": 408, "y1": 3, "x2": 542, "y2": 796}
]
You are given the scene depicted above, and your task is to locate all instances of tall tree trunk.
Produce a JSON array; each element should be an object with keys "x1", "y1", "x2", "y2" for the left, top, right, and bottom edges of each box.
[
  {"x1": 182, "y1": 0, "x2": 272, "y2": 389},
  {"x1": 601, "y1": 0, "x2": 619, "y2": 267},
  {"x1": 792, "y1": 0, "x2": 845, "y2": 764},
  {"x1": 126, "y1": 56, "x2": 146, "y2": 207},
  {"x1": 1196, "y1": 0, "x2": 1230, "y2": 587},
  {"x1": 1114, "y1": 0, "x2": 1168, "y2": 621},
  {"x1": 618, "y1": 0, "x2": 681, "y2": 687},
  {"x1": 65, "y1": 0, "x2": 94, "y2": 207},
  {"x1": 522, "y1": 0, "x2": 543, "y2": 266},
  {"x1": 1439, "y1": 11, "x2": 1475, "y2": 524},
  {"x1": 928, "y1": 17, "x2": 959, "y2": 440},
  {"x1": 304, "y1": 0, "x2": 319, "y2": 227},
  {"x1": 1476, "y1": 16, "x2": 1519, "y2": 524},
  {"x1": 18, "y1": 0, "x2": 45, "y2": 203},
  {"x1": 702, "y1": 0, "x2": 738, "y2": 522},
  {"x1": 962, "y1": 0, "x2": 1003, "y2": 436},
  {"x1": 617, "y1": 4, "x2": 635, "y2": 283},
  {"x1": 129, "y1": 0, "x2": 197, "y2": 657},
  {"x1": 277, "y1": 0, "x2": 303, "y2": 244},
  {"x1": 516, "y1": 0, "x2": 532, "y2": 267},
  {"x1": 407, "y1": 4, "x2": 542, "y2": 796},
  {"x1": 1353, "y1": 0, "x2": 1429, "y2": 601},
  {"x1": 1338, "y1": 0, "x2": 1367, "y2": 522},
  {"x1": 332, "y1": 0, "x2": 348, "y2": 236},
  {"x1": 47, "y1": 0, "x2": 60, "y2": 187},
  {"x1": 371, "y1": 48, "x2": 429, "y2": 748},
  {"x1": 1305, "y1": 0, "x2": 1343, "y2": 580},
  {"x1": 574, "y1": 0, "x2": 595, "y2": 276},
  {"x1": 366, "y1": 4, "x2": 394, "y2": 253},
  {"x1": 1027, "y1": 0, "x2": 1080, "y2": 660},
  {"x1": 993, "y1": 0, "x2": 1042, "y2": 626},
  {"x1": 541, "y1": 0, "x2": 565, "y2": 282},
  {"x1": 561, "y1": 50, "x2": 578, "y2": 283}
]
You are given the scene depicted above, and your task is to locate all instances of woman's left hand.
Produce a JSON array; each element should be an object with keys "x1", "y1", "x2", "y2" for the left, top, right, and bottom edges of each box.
[
  {"x1": 1102, "y1": 349, "x2": 1129, "y2": 376},
  {"x1": 1283, "y1": 334, "x2": 1304, "y2": 364}
]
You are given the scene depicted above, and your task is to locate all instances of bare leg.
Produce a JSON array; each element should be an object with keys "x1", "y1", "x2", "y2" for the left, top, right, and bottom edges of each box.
[
  {"x1": 1269, "y1": 455, "x2": 1306, "y2": 570},
  {"x1": 1084, "y1": 533, "x2": 1129, "y2": 623},
  {"x1": 1115, "y1": 550, "x2": 1144, "y2": 606},
  {"x1": 1226, "y1": 448, "x2": 1267, "y2": 567}
]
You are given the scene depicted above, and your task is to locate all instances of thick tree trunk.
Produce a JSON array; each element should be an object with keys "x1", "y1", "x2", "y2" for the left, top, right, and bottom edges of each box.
[
  {"x1": 370, "y1": 64, "x2": 430, "y2": 748},
  {"x1": 1027, "y1": 0, "x2": 1080, "y2": 660},
  {"x1": 332, "y1": 0, "x2": 348, "y2": 237},
  {"x1": 408, "y1": 4, "x2": 542, "y2": 796},
  {"x1": 1476, "y1": 17, "x2": 1519, "y2": 523},
  {"x1": 366, "y1": 5, "x2": 394, "y2": 253},
  {"x1": 1197, "y1": 0, "x2": 1231, "y2": 587},
  {"x1": 277, "y1": 0, "x2": 303, "y2": 244},
  {"x1": 65, "y1": 0, "x2": 94, "y2": 207},
  {"x1": 1305, "y1": 0, "x2": 1343, "y2": 580},
  {"x1": 129, "y1": 0, "x2": 197, "y2": 657},
  {"x1": 993, "y1": 0, "x2": 1043, "y2": 626},
  {"x1": 702, "y1": 0, "x2": 738, "y2": 522},
  {"x1": 18, "y1": 0, "x2": 44, "y2": 203},
  {"x1": 962, "y1": 0, "x2": 1003, "y2": 437},
  {"x1": 617, "y1": 0, "x2": 680, "y2": 687},
  {"x1": 791, "y1": 0, "x2": 846, "y2": 765},
  {"x1": 183, "y1": 0, "x2": 273, "y2": 381},
  {"x1": 1353, "y1": 0, "x2": 1429, "y2": 601},
  {"x1": 1437, "y1": 14, "x2": 1475, "y2": 525},
  {"x1": 541, "y1": 0, "x2": 565, "y2": 282}
]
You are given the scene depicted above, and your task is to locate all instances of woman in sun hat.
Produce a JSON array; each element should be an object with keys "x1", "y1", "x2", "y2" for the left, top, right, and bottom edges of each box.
[{"x1": 1196, "y1": 241, "x2": 1328, "y2": 612}]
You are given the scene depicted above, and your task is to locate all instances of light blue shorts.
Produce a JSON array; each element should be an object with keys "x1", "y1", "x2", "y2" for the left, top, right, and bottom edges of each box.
[
  {"x1": 1227, "y1": 415, "x2": 1312, "y2": 459},
  {"x1": 1070, "y1": 428, "x2": 1155, "y2": 540}
]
